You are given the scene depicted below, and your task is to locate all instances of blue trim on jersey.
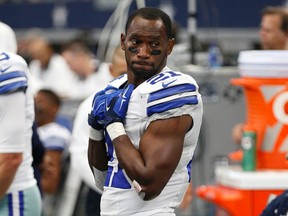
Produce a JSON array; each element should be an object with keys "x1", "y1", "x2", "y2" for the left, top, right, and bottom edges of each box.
[
  {"x1": 104, "y1": 133, "x2": 131, "y2": 189},
  {"x1": 187, "y1": 160, "x2": 192, "y2": 182},
  {"x1": 105, "y1": 133, "x2": 114, "y2": 161},
  {"x1": 105, "y1": 165, "x2": 131, "y2": 189},
  {"x1": 0, "y1": 71, "x2": 26, "y2": 81},
  {"x1": 147, "y1": 95, "x2": 198, "y2": 117},
  {"x1": 0, "y1": 71, "x2": 27, "y2": 94},
  {"x1": 7, "y1": 191, "x2": 24, "y2": 216},
  {"x1": 0, "y1": 81, "x2": 27, "y2": 94},
  {"x1": 8, "y1": 194, "x2": 13, "y2": 216},
  {"x1": 148, "y1": 83, "x2": 196, "y2": 103},
  {"x1": 19, "y1": 191, "x2": 24, "y2": 216}
]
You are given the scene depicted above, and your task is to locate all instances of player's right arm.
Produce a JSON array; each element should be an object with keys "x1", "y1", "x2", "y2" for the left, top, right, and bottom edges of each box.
[
  {"x1": 88, "y1": 87, "x2": 112, "y2": 192},
  {"x1": 0, "y1": 92, "x2": 25, "y2": 199},
  {"x1": 88, "y1": 137, "x2": 108, "y2": 172},
  {"x1": 0, "y1": 52, "x2": 29, "y2": 198},
  {"x1": 88, "y1": 134, "x2": 109, "y2": 193}
]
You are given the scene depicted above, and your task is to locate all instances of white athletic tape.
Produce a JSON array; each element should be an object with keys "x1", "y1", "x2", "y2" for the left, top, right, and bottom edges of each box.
[
  {"x1": 89, "y1": 127, "x2": 104, "y2": 141},
  {"x1": 92, "y1": 166, "x2": 107, "y2": 193},
  {"x1": 106, "y1": 122, "x2": 126, "y2": 141},
  {"x1": 132, "y1": 180, "x2": 145, "y2": 199}
]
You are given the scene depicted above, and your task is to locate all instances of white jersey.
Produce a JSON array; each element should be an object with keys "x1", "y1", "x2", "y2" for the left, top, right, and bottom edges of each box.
[
  {"x1": 69, "y1": 64, "x2": 114, "y2": 189},
  {"x1": 29, "y1": 54, "x2": 76, "y2": 97},
  {"x1": 0, "y1": 52, "x2": 36, "y2": 193},
  {"x1": 101, "y1": 66, "x2": 203, "y2": 215},
  {"x1": 37, "y1": 122, "x2": 71, "y2": 151},
  {"x1": 67, "y1": 62, "x2": 114, "y2": 100}
]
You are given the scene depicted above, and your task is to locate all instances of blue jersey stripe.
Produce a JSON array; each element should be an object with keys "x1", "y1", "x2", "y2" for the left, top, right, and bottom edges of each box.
[
  {"x1": 0, "y1": 71, "x2": 26, "y2": 82},
  {"x1": 105, "y1": 166, "x2": 131, "y2": 189},
  {"x1": 105, "y1": 133, "x2": 114, "y2": 161},
  {"x1": 0, "y1": 71, "x2": 27, "y2": 94},
  {"x1": 148, "y1": 83, "x2": 196, "y2": 103},
  {"x1": 19, "y1": 191, "x2": 24, "y2": 216},
  {"x1": 8, "y1": 194, "x2": 13, "y2": 216},
  {"x1": 147, "y1": 95, "x2": 198, "y2": 117},
  {"x1": 0, "y1": 81, "x2": 27, "y2": 94},
  {"x1": 187, "y1": 160, "x2": 192, "y2": 182}
]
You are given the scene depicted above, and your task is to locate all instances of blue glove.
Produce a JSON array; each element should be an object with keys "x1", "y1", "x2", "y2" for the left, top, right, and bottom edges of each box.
[
  {"x1": 104, "y1": 84, "x2": 134, "y2": 127},
  {"x1": 88, "y1": 86, "x2": 119, "y2": 130}
]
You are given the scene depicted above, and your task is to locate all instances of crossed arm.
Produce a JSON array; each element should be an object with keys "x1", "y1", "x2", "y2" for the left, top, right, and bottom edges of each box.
[
  {"x1": 88, "y1": 84, "x2": 193, "y2": 200},
  {"x1": 88, "y1": 114, "x2": 192, "y2": 200}
]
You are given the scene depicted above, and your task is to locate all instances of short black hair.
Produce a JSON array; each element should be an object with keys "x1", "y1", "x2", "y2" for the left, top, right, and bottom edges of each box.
[
  {"x1": 125, "y1": 7, "x2": 173, "y2": 39},
  {"x1": 38, "y1": 89, "x2": 61, "y2": 108}
]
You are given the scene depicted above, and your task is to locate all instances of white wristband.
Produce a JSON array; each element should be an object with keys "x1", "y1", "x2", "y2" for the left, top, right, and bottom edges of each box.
[
  {"x1": 106, "y1": 122, "x2": 126, "y2": 141},
  {"x1": 89, "y1": 127, "x2": 104, "y2": 141},
  {"x1": 92, "y1": 166, "x2": 107, "y2": 194}
]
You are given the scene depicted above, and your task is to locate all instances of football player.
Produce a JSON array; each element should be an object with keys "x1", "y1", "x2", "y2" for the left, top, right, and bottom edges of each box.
[
  {"x1": 88, "y1": 7, "x2": 203, "y2": 216},
  {"x1": 0, "y1": 22, "x2": 42, "y2": 215}
]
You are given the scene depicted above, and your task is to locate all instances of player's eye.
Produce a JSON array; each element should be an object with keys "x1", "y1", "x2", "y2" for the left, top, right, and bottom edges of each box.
[
  {"x1": 131, "y1": 39, "x2": 141, "y2": 45},
  {"x1": 151, "y1": 41, "x2": 159, "y2": 48}
]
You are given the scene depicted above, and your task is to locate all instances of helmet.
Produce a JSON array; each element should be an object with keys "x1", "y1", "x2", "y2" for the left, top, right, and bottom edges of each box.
[{"x1": 0, "y1": 22, "x2": 17, "y2": 53}]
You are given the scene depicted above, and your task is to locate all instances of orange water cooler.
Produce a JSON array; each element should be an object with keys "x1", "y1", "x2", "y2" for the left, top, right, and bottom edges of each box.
[{"x1": 196, "y1": 50, "x2": 288, "y2": 216}]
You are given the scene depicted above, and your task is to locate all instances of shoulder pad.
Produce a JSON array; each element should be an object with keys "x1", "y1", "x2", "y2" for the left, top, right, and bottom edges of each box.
[
  {"x1": 138, "y1": 71, "x2": 200, "y2": 117},
  {"x1": 0, "y1": 52, "x2": 28, "y2": 94},
  {"x1": 106, "y1": 74, "x2": 128, "y2": 89},
  {"x1": 138, "y1": 70, "x2": 198, "y2": 94}
]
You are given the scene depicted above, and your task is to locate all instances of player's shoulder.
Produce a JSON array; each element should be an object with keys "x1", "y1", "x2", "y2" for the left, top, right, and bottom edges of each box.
[
  {"x1": 106, "y1": 74, "x2": 128, "y2": 89},
  {"x1": 0, "y1": 52, "x2": 29, "y2": 94},
  {"x1": 136, "y1": 68, "x2": 200, "y2": 117},
  {"x1": 138, "y1": 68, "x2": 198, "y2": 95},
  {"x1": 0, "y1": 52, "x2": 28, "y2": 69}
]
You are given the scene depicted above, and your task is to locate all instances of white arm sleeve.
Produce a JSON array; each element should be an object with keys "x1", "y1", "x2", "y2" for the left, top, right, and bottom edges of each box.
[{"x1": 0, "y1": 92, "x2": 25, "y2": 152}]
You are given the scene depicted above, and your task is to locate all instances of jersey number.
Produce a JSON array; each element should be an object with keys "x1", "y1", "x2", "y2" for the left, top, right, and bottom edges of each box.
[{"x1": 148, "y1": 71, "x2": 181, "y2": 85}]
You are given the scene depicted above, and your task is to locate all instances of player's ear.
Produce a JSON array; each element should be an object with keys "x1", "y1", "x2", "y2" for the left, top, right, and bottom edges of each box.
[
  {"x1": 120, "y1": 33, "x2": 126, "y2": 50},
  {"x1": 167, "y1": 38, "x2": 175, "y2": 55}
]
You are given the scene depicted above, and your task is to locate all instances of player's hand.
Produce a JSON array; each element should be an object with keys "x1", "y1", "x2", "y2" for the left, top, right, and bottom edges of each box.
[
  {"x1": 88, "y1": 86, "x2": 119, "y2": 130},
  {"x1": 104, "y1": 84, "x2": 134, "y2": 127}
]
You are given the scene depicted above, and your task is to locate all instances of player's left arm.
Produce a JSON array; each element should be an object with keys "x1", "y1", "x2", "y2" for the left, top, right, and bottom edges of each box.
[{"x1": 112, "y1": 114, "x2": 192, "y2": 200}]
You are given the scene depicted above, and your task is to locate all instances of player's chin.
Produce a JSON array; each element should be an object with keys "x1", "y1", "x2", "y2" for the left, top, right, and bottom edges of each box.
[{"x1": 132, "y1": 68, "x2": 155, "y2": 80}]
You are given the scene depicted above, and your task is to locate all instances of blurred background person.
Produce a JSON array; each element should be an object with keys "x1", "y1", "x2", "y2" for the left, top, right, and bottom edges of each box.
[
  {"x1": 259, "y1": 6, "x2": 288, "y2": 50},
  {"x1": 28, "y1": 35, "x2": 77, "y2": 98},
  {"x1": 69, "y1": 46, "x2": 127, "y2": 216},
  {"x1": 31, "y1": 122, "x2": 46, "y2": 196},
  {"x1": 232, "y1": 5, "x2": 288, "y2": 145},
  {"x1": 61, "y1": 39, "x2": 110, "y2": 100},
  {"x1": 0, "y1": 21, "x2": 42, "y2": 216},
  {"x1": 34, "y1": 88, "x2": 71, "y2": 216}
]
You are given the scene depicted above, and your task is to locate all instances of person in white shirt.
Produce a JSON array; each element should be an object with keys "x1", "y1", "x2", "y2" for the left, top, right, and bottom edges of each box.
[
  {"x1": 69, "y1": 46, "x2": 127, "y2": 216},
  {"x1": 0, "y1": 21, "x2": 42, "y2": 216},
  {"x1": 61, "y1": 39, "x2": 112, "y2": 100},
  {"x1": 28, "y1": 36, "x2": 76, "y2": 98}
]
